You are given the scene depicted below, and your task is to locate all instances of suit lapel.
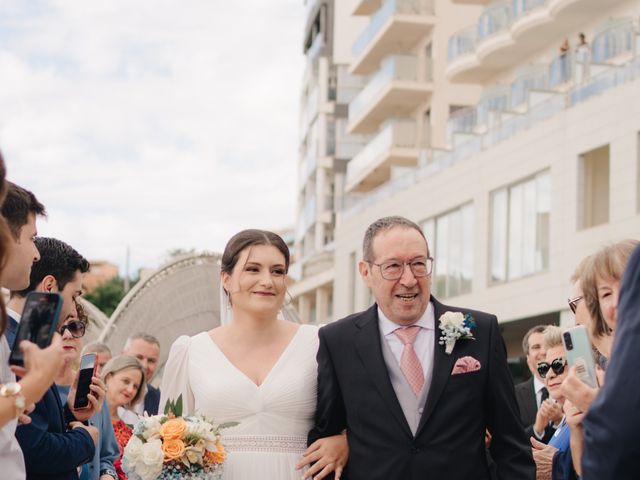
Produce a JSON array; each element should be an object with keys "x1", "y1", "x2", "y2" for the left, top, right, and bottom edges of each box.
[
  {"x1": 354, "y1": 305, "x2": 413, "y2": 438},
  {"x1": 416, "y1": 298, "x2": 457, "y2": 437}
]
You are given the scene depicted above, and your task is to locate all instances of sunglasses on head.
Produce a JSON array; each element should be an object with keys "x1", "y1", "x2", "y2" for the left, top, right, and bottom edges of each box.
[
  {"x1": 537, "y1": 357, "x2": 567, "y2": 379},
  {"x1": 59, "y1": 320, "x2": 86, "y2": 338}
]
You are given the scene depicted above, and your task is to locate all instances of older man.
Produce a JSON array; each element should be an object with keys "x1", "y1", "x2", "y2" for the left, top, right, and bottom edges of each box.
[
  {"x1": 309, "y1": 216, "x2": 534, "y2": 480},
  {"x1": 515, "y1": 325, "x2": 562, "y2": 443},
  {"x1": 122, "y1": 333, "x2": 161, "y2": 415}
]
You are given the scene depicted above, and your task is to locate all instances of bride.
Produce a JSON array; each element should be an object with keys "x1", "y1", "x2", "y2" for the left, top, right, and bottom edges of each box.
[{"x1": 160, "y1": 229, "x2": 348, "y2": 479}]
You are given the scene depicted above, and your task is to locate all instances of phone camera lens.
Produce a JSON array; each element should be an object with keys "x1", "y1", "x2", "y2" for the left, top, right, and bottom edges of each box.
[{"x1": 563, "y1": 332, "x2": 573, "y2": 350}]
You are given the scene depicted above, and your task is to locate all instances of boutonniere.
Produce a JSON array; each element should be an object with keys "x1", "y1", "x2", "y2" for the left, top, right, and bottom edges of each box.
[{"x1": 438, "y1": 312, "x2": 476, "y2": 354}]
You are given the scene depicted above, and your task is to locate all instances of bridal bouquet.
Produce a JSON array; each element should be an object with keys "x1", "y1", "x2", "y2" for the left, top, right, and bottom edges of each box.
[{"x1": 122, "y1": 395, "x2": 236, "y2": 480}]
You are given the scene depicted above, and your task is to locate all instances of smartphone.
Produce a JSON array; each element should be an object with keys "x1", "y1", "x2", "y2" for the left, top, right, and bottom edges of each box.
[
  {"x1": 562, "y1": 325, "x2": 599, "y2": 388},
  {"x1": 9, "y1": 292, "x2": 63, "y2": 366},
  {"x1": 74, "y1": 353, "x2": 97, "y2": 410}
]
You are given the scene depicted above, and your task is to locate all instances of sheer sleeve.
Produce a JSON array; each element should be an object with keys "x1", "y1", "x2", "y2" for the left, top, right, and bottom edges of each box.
[{"x1": 159, "y1": 335, "x2": 195, "y2": 415}]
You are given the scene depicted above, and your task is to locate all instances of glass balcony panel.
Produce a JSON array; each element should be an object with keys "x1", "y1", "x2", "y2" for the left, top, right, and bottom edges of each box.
[
  {"x1": 352, "y1": 0, "x2": 435, "y2": 58},
  {"x1": 592, "y1": 18, "x2": 634, "y2": 64},
  {"x1": 348, "y1": 55, "x2": 424, "y2": 125},
  {"x1": 510, "y1": 66, "x2": 548, "y2": 107},
  {"x1": 448, "y1": 26, "x2": 477, "y2": 61},
  {"x1": 477, "y1": 1, "x2": 511, "y2": 42},
  {"x1": 447, "y1": 107, "x2": 477, "y2": 139},
  {"x1": 476, "y1": 86, "x2": 510, "y2": 126},
  {"x1": 511, "y1": 0, "x2": 546, "y2": 20}
]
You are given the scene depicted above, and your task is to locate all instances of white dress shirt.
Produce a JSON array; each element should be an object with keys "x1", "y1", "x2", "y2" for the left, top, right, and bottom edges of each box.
[
  {"x1": 534, "y1": 376, "x2": 546, "y2": 409},
  {"x1": 0, "y1": 335, "x2": 26, "y2": 480},
  {"x1": 7, "y1": 308, "x2": 21, "y2": 323},
  {"x1": 378, "y1": 302, "x2": 435, "y2": 398}
]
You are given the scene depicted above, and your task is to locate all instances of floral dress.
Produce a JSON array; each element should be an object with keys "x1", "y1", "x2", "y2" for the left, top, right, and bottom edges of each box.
[{"x1": 113, "y1": 419, "x2": 133, "y2": 480}]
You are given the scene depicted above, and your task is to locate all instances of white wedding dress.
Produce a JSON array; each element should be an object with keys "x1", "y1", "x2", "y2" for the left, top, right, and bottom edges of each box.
[{"x1": 160, "y1": 325, "x2": 318, "y2": 479}]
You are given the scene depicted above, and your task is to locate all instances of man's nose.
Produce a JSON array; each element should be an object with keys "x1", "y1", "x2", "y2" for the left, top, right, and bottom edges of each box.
[{"x1": 399, "y1": 263, "x2": 417, "y2": 286}]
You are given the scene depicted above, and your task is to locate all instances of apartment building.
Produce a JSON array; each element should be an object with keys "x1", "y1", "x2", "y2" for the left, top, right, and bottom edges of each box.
[
  {"x1": 293, "y1": 0, "x2": 480, "y2": 323},
  {"x1": 332, "y1": 0, "x2": 640, "y2": 359}
]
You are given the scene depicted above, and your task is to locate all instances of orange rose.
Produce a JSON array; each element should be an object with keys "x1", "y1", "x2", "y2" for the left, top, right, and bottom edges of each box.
[
  {"x1": 160, "y1": 418, "x2": 187, "y2": 440},
  {"x1": 205, "y1": 441, "x2": 226, "y2": 465},
  {"x1": 162, "y1": 438, "x2": 186, "y2": 462}
]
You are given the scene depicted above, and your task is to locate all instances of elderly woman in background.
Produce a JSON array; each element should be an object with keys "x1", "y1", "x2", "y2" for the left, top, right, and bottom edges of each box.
[
  {"x1": 561, "y1": 239, "x2": 639, "y2": 477},
  {"x1": 531, "y1": 326, "x2": 571, "y2": 480},
  {"x1": 102, "y1": 355, "x2": 146, "y2": 480}
]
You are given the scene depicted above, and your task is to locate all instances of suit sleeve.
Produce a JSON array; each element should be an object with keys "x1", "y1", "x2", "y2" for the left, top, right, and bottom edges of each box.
[
  {"x1": 484, "y1": 316, "x2": 536, "y2": 480},
  {"x1": 308, "y1": 326, "x2": 347, "y2": 445},
  {"x1": 15, "y1": 395, "x2": 95, "y2": 474},
  {"x1": 581, "y1": 246, "x2": 640, "y2": 479}
]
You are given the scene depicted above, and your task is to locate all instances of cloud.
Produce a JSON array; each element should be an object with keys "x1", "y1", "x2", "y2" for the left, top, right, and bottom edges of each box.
[{"x1": 0, "y1": 0, "x2": 304, "y2": 273}]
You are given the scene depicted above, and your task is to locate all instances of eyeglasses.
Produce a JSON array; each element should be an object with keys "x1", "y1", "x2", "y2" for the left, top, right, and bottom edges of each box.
[
  {"x1": 59, "y1": 320, "x2": 86, "y2": 338},
  {"x1": 537, "y1": 357, "x2": 567, "y2": 379},
  {"x1": 368, "y1": 257, "x2": 434, "y2": 281},
  {"x1": 568, "y1": 296, "x2": 583, "y2": 314}
]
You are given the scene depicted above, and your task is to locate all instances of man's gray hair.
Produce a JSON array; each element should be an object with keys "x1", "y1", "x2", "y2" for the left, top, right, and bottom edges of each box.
[
  {"x1": 82, "y1": 341, "x2": 112, "y2": 357},
  {"x1": 124, "y1": 332, "x2": 161, "y2": 351},
  {"x1": 521, "y1": 325, "x2": 548, "y2": 355},
  {"x1": 362, "y1": 216, "x2": 428, "y2": 262}
]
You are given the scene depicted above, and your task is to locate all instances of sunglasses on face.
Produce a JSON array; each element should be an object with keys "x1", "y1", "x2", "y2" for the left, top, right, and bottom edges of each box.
[
  {"x1": 59, "y1": 320, "x2": 86, "y2": 338},
  {"x1": 568, "y1": 296, "x2": 583, "y2": 314},
  {"x1": 537, "y1": 357, "x2": 567, "y2": 379}
]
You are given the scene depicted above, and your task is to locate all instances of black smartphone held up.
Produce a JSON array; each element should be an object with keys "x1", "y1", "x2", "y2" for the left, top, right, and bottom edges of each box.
[
  {"x1": 9, "y1": 292, "x2": 63, "y2": 366},
  {"x1": 74, "y1": 353, "x2": 97, "y2": 410}
]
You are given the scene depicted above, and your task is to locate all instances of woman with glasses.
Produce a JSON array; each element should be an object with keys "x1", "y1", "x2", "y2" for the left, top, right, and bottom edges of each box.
[
  {"x1": 102, "y1": 355, "x2": 146, "y2": 480},
  {"x1": 56, "y1": 302, "x2": 119, "y2": 480},
  {"x1": 531, "y1": 326, "x2": 571, "y2": 479}
]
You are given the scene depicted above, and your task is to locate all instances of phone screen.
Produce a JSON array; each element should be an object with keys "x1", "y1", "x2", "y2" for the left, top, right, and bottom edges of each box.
[
  {"x1": 9, "y1": 292, "x2": 62, "y2": 366},
  {"x1": 74, "y1": 353, "x2": 97, "y2": 410}
]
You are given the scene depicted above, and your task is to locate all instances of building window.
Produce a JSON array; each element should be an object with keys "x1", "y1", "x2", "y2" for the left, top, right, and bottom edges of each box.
[
  {"x1": 578, "y1": 145, "x2": 610, "y2": 229},
  {"x1": 490, "y1": 171, "x2": 550, "y2": 283},
  {"x1": 422, "y1": 203, "x2": 474, "y2": 298}
]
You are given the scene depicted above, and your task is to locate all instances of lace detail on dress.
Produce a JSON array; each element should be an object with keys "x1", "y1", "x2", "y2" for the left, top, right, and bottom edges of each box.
[{"x1": 223, "y1": 435, "x2": 307, "y2": 453}]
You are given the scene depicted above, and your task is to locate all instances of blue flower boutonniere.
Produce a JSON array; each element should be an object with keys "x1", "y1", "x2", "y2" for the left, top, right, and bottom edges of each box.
[{"x1": 438, "y1": 312, "x2": 476, "y2": 354}]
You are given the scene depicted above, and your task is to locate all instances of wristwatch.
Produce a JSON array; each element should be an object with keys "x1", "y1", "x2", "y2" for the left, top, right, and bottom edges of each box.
[{"x1": 0, "y1": 382, "x2": 26, "y2": 418}]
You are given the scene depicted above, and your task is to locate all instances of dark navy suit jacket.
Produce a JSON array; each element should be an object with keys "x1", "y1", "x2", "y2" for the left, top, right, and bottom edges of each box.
[
  {"x1": 144, "y1": 384, "x2": 161, "y2": 415},
  {"x1": 15, "y1": 384, "x2": 95, "y2": 480},
  {"x1": 581, "y1": 245, "x2": 640, "y2": 479}
]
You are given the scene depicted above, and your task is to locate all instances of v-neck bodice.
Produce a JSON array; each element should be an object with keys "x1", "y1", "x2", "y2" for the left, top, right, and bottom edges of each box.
[{"x1": 161, "y1": 324, "x2": 319, "y2": 479}]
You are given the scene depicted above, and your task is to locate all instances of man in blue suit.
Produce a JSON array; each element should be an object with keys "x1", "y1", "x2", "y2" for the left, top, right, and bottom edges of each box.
[
  {"x1": 581, "y1": 244, "x2": 640, "y2": 479},
  {"x1": 1, "y1": 182, "x2": 46, "y2": 347},
  {"x1": 12, "y1": 237, "x2": 104, "y2": 480}
]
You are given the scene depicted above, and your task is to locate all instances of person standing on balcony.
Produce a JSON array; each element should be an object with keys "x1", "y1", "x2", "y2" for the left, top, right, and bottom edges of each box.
[
  {"x1": 559, "y1": 38, "x2": 571, "y2": 84},
  {"x1": 576, "y1": 33, "x2": 590, "y2": 83}
]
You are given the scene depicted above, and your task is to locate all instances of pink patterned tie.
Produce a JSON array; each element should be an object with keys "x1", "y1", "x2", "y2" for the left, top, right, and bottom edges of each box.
[{"x1": 394, "y1": 326, "x2": 424, "y2": 396}]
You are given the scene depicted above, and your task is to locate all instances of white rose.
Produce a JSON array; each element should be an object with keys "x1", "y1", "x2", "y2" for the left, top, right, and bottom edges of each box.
[
  {"x1": 440, "y1": 311, "x2": 464, "y2": 329},
  {"x1": 132, "y1": 439, "x2": 164, "y2": 480},
  {"x1": 142, "y1": 417, "x2": 162, "y2": 440},
  {"x1": 123, "y1": 436, "x2": 144, "y2": 467}
]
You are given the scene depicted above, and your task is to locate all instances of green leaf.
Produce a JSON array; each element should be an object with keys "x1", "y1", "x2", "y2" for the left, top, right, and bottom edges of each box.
[
  {"x1": 164, "y1": 399, "x2": 174, "y2": 415},
  {"x1": 217, "y1": 421, "x2": 239, "y2": 429},
  {"x1": 174, "y1": 394, "x2": 183, "y2": 418}
]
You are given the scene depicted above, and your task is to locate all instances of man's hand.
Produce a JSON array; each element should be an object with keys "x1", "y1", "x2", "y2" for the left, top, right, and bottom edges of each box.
[
  {"x1": 560, "y1": 366, "x2": 600, "y2": 413},
  {"x1": 563, "y1": 399, "x2": 586, "y2": 430},
  {"x1": 69, "y1": 421, "x2": 99, "y2": 445},
  {"x1": 296, "y1": 433, "x2": 349, "y2": 480},
  {"x1": 10, "y1": 335, "x2": 65, "y2": 403},
  {"x1": 68, "y1": 376, "x2": 106, "y2": 421},
  {"x1": 531, "y1": 437, "x2": 557, "y2": 480},
  {"x1": 533, "y1": 398, "x2": 561, "y2": 435}
]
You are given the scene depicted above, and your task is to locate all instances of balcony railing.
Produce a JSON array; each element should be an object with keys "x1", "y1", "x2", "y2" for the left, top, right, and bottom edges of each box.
[
  {"x1": 477, "y1": 1, "x2": 511, "y2": 43},
  {"x1": 548, "y1": 52, "x2": 573, "y2": 88},
  {"x1": 348, "y1": 55, "x2": 429, "y2": 125},
  {"x1": 298, "y1": 148, "x2": 317, "y2": 186},
  {"x1": 511, "y1": 0, "x2": 546, "y2": 20},
  {"x1": 352, "y1": 0, "x2": 435, "y2": 58},
  {"x1": 510, "y1": 66, "x2": 548, "y2": 107},
  {"x1": 448, "y1": 26, "x2": 477, "y2": 62},
  {"x1": 447, "y1": 107, "x2": 477, "y2": 139},
  {"x1": 346, "y1": 119, "x2": 416, "y2": 189},
  {"x1": 592, "y1": 18, "x2": 634, "y2": 64},
  {"x1": 477, "y1": 86, "x2": 510, "y2": 126}
]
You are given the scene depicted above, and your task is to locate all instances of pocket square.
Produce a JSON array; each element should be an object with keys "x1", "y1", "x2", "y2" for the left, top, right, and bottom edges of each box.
[{"x1": 451, "y1": 356, "x2": 481, "y2": 375}]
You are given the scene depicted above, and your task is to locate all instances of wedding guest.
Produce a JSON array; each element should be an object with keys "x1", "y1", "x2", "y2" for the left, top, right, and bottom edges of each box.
[
  {"x1": 581, "y1": 244, "x2": 640, "y2": 479},
  {"x1": 13, "y1": 237, "x2": 106, "y2": 480},
  {"x1": 515, "y1": 325, "x2": 561, "y2": 444},
  {"x1": 122, "y1": 333, "x2": 160, "y2": 415},
  {"x1": 83, "y1": 341, "x2": 113, "y2": 371},
  {"x1": 57, "y1": 302, "x2": 119, "y2": 480},
  {"x1": 102, "y1": 355, "x2": 146, "y2": 480},
  {"x1": 575, "y1": 33, "x2": 590, "y2": 83},
  {"x1": 2, "y1": 181, "x2": 46, "y2": 346},
  {"x1": 530, "y1": 326, "x2": 571, "y2": 479},
  {"x1": 0, "y1": 156, "x2": 65, "y2": 480},
  {"x1": 161, "y1": 229, "x2": 348, "y2": 479}
]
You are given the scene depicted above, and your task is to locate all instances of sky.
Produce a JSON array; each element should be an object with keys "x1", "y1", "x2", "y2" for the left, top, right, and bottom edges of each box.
[{"x1": 0, "y1": 0, "x2": 305, "y2": 275}]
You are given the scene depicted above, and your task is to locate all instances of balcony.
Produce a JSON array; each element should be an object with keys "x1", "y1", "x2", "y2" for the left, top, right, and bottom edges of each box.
[
  {"x1": 446, "y1": 0, "x2": 631, "y2": 83},
  {"x1": 510, "y1": 65, "x2": 548, "y2": 108},
  {"x1": 351, "y1": 0, "x2": 435, "y2": 75},
  {"x1": 592, "y1": 18, "x2": 634, "y2": 64},
  {"x1": 348, "y1": 55, "x2": 433, "y2": 134},
  {"x1": 345, "y1": 119, "x2": 418, "y2": 193}
]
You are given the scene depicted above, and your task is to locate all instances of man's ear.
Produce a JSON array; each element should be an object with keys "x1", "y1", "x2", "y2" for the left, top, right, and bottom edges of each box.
[
  {"x1": 38, "y1": 275, "x2": 58, "y2": 293},
  {"x1": 358, "y1": 260, "x2": 372, "y2": 288}
]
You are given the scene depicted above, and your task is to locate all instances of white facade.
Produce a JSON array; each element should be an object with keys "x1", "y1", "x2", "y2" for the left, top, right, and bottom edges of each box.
[{"x1": 332, "y1": 0, "x2": 640, "y2": 358}]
